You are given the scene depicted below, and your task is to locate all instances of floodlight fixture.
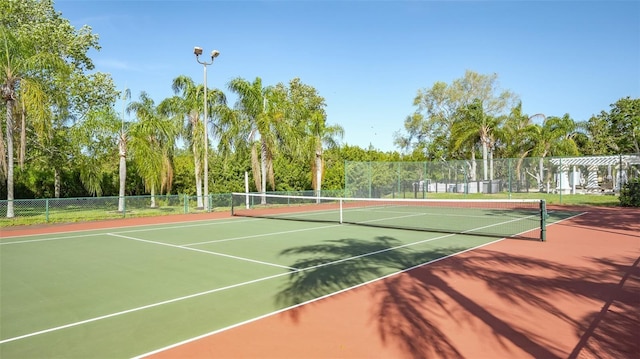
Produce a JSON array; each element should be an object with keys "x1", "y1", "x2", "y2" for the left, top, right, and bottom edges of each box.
[{"x1": 193, "y1": 46, "x2": 203, "y2": 56}]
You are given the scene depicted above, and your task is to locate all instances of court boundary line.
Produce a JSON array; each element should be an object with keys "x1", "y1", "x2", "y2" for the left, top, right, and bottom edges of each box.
[
  {"x1": 0, "y1": 211, "x2": 586, "y2": 347},
  {"x1": 0, "y1": 218, "x2": 262, "y2": 245},
  {"x1": 0, "y1": 217, "x2": 233, "y2": 239},
  {"x1": 107, "y1": 233, "x2": 297, "y2": 270}
]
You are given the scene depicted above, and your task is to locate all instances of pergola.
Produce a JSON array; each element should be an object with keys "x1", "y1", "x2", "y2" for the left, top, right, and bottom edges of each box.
[{"x1": 550, "y1": 154, "x2": 640, "y2": 193}]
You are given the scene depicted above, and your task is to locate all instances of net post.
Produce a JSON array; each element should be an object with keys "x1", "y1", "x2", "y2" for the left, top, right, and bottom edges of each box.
[
  {"x1": 339, "y1": 199, "x2": 343, "y2": 224},
  {"x1": 540, "y1": 199, "x2": 547, "y2": 242}
]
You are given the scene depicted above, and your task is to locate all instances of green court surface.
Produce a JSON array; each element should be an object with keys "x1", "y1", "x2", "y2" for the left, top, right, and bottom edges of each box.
[{"x1": 0, "y1": 209, "x2": 576, "y2": 358}]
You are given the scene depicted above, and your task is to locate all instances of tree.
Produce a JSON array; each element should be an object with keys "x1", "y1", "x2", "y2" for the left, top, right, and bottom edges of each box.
[
  {"x1": 71, "y1": 106, "x2": 119, "y2": 197},
  {"x1": 500, "y1": 103, "x2": 545, "y2": 189},
  {"x1": 1, "y1": 0, "x2": 107, "y2": 217},
  {"x1": 127, "y1": 92, "x2": 178, "y2": 207},
  {"x1": 450, "y1": 99, "x2": 504, "y2": 181},
  {"x1": 530, "y1": 114, "x2": 580, "y2": 188},
  {"x1": 284, "y1": 78, "x2": 343, "y2": 196},
  {"x1": 117, "y1": 88, "x2": 131, "y2": 211},
  {"x1": 162, "y1": 76, "x2": 207, "y2": 208},
  {"x1": 609, "y1": 97, "x2": 640, "y2": 154},
  {"x1": 584, "y1": 97, "x2": 640, "y2": 155},
  {"x1": 47, "y1": 69, "x2": 118, "y2": 198},
  {"x1": 227, "y1": 77, "x2": 288, "y2": 201},
  {"x1": 394, "y1": 70, "x2": 518, "y2": 159}
]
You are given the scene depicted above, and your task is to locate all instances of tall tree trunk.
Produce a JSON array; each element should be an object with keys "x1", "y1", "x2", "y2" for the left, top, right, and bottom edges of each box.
[
  {"x1": 489, "y1": 147, "x2": 494, "y2": 181},
  {"x1": 54, "y1": 168, "x2": 61, "y2": 198},
  {"x1": 150, "y1": 185, "x2": 157, "y2": 208},
  {"x1": 538, "y1": 157, "x2": 545, "y2": 189},
  {"x1": 315, "y1": 145, "x2": 323, "y2": 200},
  {"x1": 470, "y1": 151, "x2": 477, "y2": 182},
  {"x1": 118, "y1": 134, "x2": 127, "y2": 212},
  {"x1": 260, "y1": 138, "x2": 267, "y2": 204},
  {"x1": 482, "y1": 141, "x2": 488, "y2": 181},
  {"x1": 251, "y1": 144, "x2": 261, "y2": 191},
  {"x1": 5, "y1": 98, "x2": 15, "y2": 218},
  {"x1": 515, "y1": 151, "x2": 530, "y2": 191}
]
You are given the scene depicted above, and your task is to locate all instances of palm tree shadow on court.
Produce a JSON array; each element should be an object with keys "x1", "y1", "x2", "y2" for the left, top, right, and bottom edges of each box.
[
  {"x1": 567, "y1": 256, "x2": 640, "y2": 359},
  {"x1": 556, "y1": 207, "x2": 640, "y2": 237},
  {"x1": 275, "y1": 236, "x2": 639, "y2": 359}
]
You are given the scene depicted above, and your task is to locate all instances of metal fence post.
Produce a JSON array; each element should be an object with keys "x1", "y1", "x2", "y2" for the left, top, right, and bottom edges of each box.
[
  {"x1": 540, "y1": 199, "x2": 547, "y2": 242},
  {"x1": 183, "y1": 194, "x2": 188, "y2": 214},
  {"x1": 508, "y1": 158, "x2": 512, "y2": 199}
]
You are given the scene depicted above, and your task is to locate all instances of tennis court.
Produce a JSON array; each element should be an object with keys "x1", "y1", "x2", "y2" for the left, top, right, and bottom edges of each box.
[{"x1": 1, "y1": 195, "x2": 637, "y2": 358}]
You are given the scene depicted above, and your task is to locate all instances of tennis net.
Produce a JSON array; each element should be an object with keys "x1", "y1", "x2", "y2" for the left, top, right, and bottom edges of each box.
[{"x1": 230, "y1": 193, "x2": 548, "y2": 241}]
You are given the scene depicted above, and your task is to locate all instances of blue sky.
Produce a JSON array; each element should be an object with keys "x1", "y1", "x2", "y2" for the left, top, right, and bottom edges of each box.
[{"x1": 56, "y1": 0, "x2": 639, "y2": 152}]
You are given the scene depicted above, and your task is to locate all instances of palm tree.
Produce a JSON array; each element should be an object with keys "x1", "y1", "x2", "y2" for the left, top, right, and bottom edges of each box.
[
  {"x1": 127, "y1": 92, "x2": 178, "y2": 207},
  {"x1": 71, "y1": 105, "x2": 121, "y2": 197},
  {"x1": 530, "y1": 114, "x2": 580, "y2": 188},
  {"x1": 118, "y1": 88, "x2": 131, "y2": 212},
  {"x1": 161, "y1": 75, "x2": 227, "y2": 209},
  {"x1": 227, "y1": 77, "x2": 288, "y2": 201},
  {"x1": 449, "y1": 120, "x2": 480, "y2": 182},
  {"x1": 1, "y1": 27, "x2": 58, "y2": 217},
  {"x1": 163, "y1": 76, "x2": 205, "y2": 208},
  {"x1": 450, "y1": 99, "x2": 503, "y2": 181},
  {"x1": 500, "y1": 103, "x2": 545, "y2": 190},
  {"x1": 307, "y1": 112, "x2": 344, "y2": 197},
  {"x1": 284, "y1": 78, "x2": 344, "y2": 196}
]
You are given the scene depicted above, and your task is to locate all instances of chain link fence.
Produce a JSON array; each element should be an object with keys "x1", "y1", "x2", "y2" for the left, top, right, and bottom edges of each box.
[
  {"x1": 0, "y1": 190, "x2": 349, "y2": 227},
  {"x1": 345, "y1": 154, "x2": 640, "y2": 199},
  {"x1": 2, "y1": 155, "x2": 638, "y2": 226},
  {"x1": 0, "y1": 194, "x2": 225, "y2": 226}
]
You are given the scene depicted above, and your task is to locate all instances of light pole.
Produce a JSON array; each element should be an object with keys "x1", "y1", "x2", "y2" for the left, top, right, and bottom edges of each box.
[{"x1": 194, "y1": 46, "x2": 219, "y2": 211}]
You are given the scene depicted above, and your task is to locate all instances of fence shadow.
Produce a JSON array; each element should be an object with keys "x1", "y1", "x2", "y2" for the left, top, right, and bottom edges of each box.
[{"x1": 275, "y1": 236, "x2": 639, "y2": 359}]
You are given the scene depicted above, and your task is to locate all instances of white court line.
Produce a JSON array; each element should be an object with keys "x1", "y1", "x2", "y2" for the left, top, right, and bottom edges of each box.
[
  {"x1": 106, "y1": 233, "x2": 296, "y2": 270},
  {"x1": 184, "y1": 211, "x2": 429, "y2": 247},
  {"x1": 184, "y1": 223, "x2": 341, "y2": 246},
  {"x1": 368, "y1": 208, "x2": 520, "y2": 219},
  {"x1": 0, "y1": 211, "x2": 587, "y2": 346},
  {"x1": 0, "y1": 217, "x2": 240, "y2": 239},
  {"x1": 0, "y1": 218, "x2": 261, "y2": 245}
]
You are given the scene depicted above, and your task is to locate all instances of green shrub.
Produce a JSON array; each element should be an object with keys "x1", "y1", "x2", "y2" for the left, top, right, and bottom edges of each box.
[{"x1": 619, "y1": 177, "x2": 640, "y2": 207}]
